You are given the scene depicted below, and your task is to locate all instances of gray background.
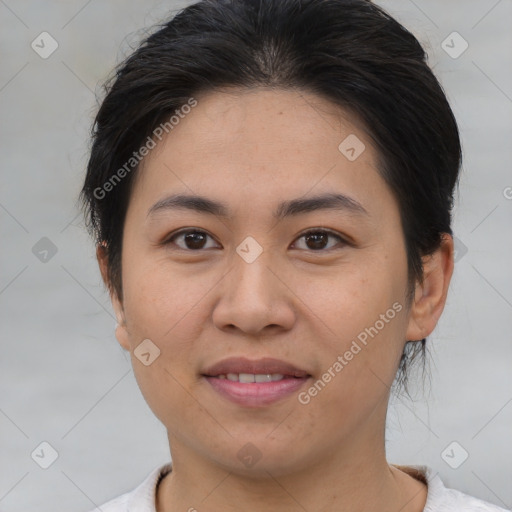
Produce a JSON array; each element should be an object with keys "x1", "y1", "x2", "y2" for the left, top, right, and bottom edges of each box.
[{"x1": 1, "y1": 0, "x2": 511, "y2": 510}]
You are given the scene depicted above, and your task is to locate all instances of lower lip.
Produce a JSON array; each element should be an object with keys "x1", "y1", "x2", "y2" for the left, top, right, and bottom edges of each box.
[{"x1": 203, "y1": 376, "x2": 310, "y2": 407}]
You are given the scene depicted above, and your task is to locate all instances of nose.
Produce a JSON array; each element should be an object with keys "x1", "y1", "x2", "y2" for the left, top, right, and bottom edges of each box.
[{"x1": 212, "y1": 250, "x2": 296, "y2": 337}]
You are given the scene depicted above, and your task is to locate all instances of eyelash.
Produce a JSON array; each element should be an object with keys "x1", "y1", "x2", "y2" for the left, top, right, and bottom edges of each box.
[{"x1": 162, "y1": 228, "x2": 349, "y2": 252}]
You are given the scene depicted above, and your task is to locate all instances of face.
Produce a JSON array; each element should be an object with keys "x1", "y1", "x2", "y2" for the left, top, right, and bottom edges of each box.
[{"x1": 104, "y1": 88, "x2": 438, "y2": 477}]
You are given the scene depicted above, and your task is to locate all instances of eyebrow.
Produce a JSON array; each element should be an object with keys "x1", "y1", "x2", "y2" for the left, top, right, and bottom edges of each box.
[{"x1": 147, "y1": 192, "x2": 369, "y2": 220}]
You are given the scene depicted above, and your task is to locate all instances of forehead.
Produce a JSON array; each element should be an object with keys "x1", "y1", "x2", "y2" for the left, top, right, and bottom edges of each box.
[
  {"x1": 129, "y1": 87, "x2": 394, "y2": 222},
  {"x1": 152, "y1": 87, "x2": 370, "y2": 156}
]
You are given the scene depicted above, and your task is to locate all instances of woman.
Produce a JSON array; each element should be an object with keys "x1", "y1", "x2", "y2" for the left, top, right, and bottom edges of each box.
[{"x1": 80, "y1": 0, "x2": 508, "y2": 510}]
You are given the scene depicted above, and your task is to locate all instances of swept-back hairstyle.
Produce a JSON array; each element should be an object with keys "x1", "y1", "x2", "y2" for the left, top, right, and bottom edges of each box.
[{"x1": 80, "y1": 0, "x2": 462, "y2": 392}]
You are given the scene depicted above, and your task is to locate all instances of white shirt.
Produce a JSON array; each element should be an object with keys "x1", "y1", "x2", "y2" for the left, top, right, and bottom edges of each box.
[{"x1": 91, "y1": 463, "x2": 510, "y2": 511}]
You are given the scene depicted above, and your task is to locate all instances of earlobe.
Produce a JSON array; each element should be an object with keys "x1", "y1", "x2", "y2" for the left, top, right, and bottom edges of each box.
[
  {"x1": 115, "y1": 322, "x2": 131, "y2": 351},
  {"x1": 405, "y1": 234, "x2": 454, "y2": 342},
  {"x1": 112, "y1": 292, "x2": 130, "y2": 351}
]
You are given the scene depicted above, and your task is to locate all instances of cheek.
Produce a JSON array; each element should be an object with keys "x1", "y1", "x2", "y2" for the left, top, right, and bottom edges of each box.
[
  {"x1": 119, "y1": 260, "x2": 214, "y2": 418},
  {"x1": 122, "y1": 258, "x2": 213, "y2": 341},
  {"x1": 299, "y1": 257, "x2": 408, "y2": 402},
  {"x1": 303, "y1": 258, "x2": 406, "y2": 343},
  {"x1": 297, "y1": 304, "x2": 407, "y2": 443}
]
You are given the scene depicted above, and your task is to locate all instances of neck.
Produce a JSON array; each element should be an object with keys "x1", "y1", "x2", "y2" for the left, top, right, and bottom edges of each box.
[{"x1": 157, "y1": 422, "x2": 427, "y2": 512}]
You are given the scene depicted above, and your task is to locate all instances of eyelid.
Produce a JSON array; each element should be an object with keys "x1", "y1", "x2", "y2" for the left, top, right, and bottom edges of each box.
[
  {"x1": 161, "y1": 227, "x2": 351, "y2": 251},
  {"x1": 290, "y1": 228, "x2": 350, "y2": 250},
  {"x1": 162, "y1": 228, "x2": 220, "y2": 249}
]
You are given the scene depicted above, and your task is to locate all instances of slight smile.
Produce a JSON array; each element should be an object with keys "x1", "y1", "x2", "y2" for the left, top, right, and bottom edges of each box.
[{"x1": 201, "y1": 357, "x2": 312, "y2": 407}]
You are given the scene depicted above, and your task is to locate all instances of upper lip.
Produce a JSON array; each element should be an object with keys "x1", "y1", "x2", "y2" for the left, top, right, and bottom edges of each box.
[{"x1": 202, "y1": 357, "x2": 310, "y2": 378}]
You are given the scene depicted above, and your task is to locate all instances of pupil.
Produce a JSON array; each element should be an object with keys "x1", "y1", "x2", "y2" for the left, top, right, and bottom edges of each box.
[
  {"x1": 307, "y1": 233, "x2": 327, "y2": 250},
  {"x1": 185, "y1": 232, "x2": 206, "y2": 249},
  {"x1": 182, "y1": 232, "x2": 329, "y2": 250}
]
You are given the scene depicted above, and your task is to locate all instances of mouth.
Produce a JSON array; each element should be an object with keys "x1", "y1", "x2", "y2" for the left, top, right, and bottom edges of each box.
[
  {"x1": 201, "y1": 357, "x2": 312, "y2": 407},
  {"x1": 212, "y1": 373, "x2": 292, "y2": 382}
]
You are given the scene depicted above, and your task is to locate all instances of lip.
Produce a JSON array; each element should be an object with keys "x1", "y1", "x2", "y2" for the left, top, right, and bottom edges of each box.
[
  {"x1": 201, "y1": 357, "x2": 311, "y2": 408},
  {"x1": 202, "y1": 357, "x2": 310, "y2": 378}
]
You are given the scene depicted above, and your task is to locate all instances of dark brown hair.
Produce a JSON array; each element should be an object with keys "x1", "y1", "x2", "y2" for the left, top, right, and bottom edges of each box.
[{"x1": 80, "y1": 0, "x2": 462, "y2": 393}]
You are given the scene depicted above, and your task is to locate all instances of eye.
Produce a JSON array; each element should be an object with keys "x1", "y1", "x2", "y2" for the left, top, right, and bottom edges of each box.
[
  {"x1": 164, "y1": 229, "x2": 220, "y2": 251},
  {"x1": 291, "y1": 229, "x2": 347, "y2": 251},
  {"x1": 162, "y1": 228, "x2": 348, "y2": 252}
]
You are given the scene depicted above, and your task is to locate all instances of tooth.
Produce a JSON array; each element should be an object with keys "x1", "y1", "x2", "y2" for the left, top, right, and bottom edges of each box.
[
  {"x1": 255, "y1": 374, "x2": 272, "y2": 383},
  {"x1": 221, "y1": 373, "x2": 286, "y2": 383}
]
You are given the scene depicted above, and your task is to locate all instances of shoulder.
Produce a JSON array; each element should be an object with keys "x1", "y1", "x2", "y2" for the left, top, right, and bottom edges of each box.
[
  {"x1": 398, "y1": 465, "x2": 510, "y2": 512},
  {"x1": 85, "y1": 463, "x2": 172, "y2": 512},
  {"x1": 90, "y1": 492, "x2": 130, "y2": 512}
]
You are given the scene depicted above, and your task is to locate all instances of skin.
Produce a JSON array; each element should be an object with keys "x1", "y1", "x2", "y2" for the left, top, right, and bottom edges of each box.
[{"x1": 97, "y1": 88, "x2": 454, "y2": 512}]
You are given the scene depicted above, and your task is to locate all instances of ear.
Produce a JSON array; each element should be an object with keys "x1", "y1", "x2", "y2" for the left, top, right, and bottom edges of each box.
[
  {"x1": 405, "y1": 234, "x2": 454, "y2": 341},
  {"x1": 96, "y1": 243, "x2": 131, "y2": 351}
]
